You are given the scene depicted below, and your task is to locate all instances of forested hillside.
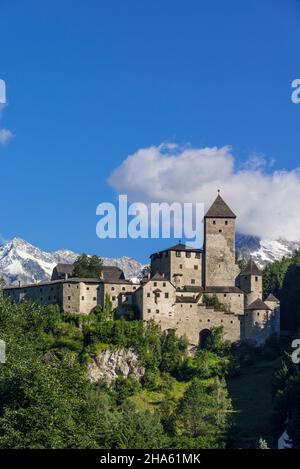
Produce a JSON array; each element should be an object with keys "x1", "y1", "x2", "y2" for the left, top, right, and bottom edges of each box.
[{"x1": 263, "y1": 250, "x2": 300, "y2": 331}]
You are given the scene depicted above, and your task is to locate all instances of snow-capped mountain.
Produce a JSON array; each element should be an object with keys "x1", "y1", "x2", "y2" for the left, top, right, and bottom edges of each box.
[
  {"x1": 0, "y1": 237, "x2": 145, "y2": 285},
  {"x1": 236, "y1": 234, "x2": 300, "y2": 268},
  {"x1": 1, "y1": 234, "x2": 300, "y2": 286}
]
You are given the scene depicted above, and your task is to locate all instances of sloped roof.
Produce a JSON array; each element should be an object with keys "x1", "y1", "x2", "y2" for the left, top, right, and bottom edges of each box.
[
  {"x1": 54, "y1": 263, "x2": 74, "y2": 274},
  {"x1": 240, "y1": 259, "x2": 262, "y2": 276},
  {"x1": 246, "y1": 298, "x2": 271, "y2": 311},
  {"x1": 205, "y1": 194, "x2": 236, "y2": 219},
  {"x1": 176, "y1": 296, "x2": 197, "y2": 303},
  {"x1": 102, "y1": 266, "x2": 125, "y2": 282},
  {"x1": 177, "y1": 285, "x2": 203, "y2": 293},
  {"x1": 265, "y1": 293, "x2": 279, "y2": 303},
  {"x1": 151, "y1": 243, "x2": 202, "y2": 257},
  {"x1": 204, "y1": 286, "x2": 243, "y2": 294}
]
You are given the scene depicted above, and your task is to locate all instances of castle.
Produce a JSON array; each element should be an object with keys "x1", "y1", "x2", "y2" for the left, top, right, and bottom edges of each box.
[{"x1": 3, "y1": 194, "x2": 280, "y2": 347}]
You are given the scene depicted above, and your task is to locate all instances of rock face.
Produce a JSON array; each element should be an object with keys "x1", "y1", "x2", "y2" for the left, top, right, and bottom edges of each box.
[{"x1": 87, "y1": 347, "x2": 145, "y2": 385}]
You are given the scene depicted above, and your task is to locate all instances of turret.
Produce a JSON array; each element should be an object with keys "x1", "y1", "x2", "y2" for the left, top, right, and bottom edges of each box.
[{"x1": 239, "y1": 259, "x2": 262, "y2": 307}]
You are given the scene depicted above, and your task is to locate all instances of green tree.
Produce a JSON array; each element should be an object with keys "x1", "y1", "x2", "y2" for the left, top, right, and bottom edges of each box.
[
  {"x1": 173, "y1": 377, "x2": 232, "y2": 448},
  {"x1": 73, "y1": 254, "x2": 103, "y2": 278}
]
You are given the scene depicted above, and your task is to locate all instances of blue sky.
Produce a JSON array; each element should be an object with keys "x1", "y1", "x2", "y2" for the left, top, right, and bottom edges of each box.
[{"x1": 0, "y1": 0, "x2": 300, "y2": 262}]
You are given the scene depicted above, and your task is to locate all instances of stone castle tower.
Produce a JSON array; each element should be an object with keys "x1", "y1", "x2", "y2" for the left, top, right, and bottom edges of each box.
[
  {"x1": 239, "y1": 259, "x2": 263, "y2": 307},
  {"x1": 203, "y1": 193, "x2": 238, "y2": 287}
]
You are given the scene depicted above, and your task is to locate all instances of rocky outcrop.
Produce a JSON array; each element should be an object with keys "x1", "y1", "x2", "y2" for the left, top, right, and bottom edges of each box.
[{"x1": 87, "y1": 347, "x2": 145, "y2": 385}]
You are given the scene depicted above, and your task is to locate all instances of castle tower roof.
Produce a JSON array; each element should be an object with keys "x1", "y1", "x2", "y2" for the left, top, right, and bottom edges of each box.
[
  {"x1": 240, "y1": 259, "x2": 262, "y2": 277},
  {"x1": 265, "y1": 293, "x2": 279, "y2": 303},
  {"x1": 205, "y1": 194, "x2": 236, "y2": 219},
  {"x1": 245, "y1": 298, "x2": 271, "y2": 311}
]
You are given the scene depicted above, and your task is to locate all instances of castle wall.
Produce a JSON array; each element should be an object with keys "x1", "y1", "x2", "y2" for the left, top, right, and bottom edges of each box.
[
  {"x1": 147, "y1": 300, "x2": 242, "y2": 346},
  {"x1": 170, "y1": 250, "x2": 202, "y2": 287}
]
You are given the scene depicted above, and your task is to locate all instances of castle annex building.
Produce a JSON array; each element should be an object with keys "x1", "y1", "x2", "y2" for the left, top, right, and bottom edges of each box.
[{"x1": 4, "y1": 194, "x2": 280, "y2": 347}]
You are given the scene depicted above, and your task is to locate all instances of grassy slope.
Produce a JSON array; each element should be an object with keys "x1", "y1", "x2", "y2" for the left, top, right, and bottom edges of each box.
[
  {"x1": 130, "y1": 380, "x2": 189, "y2": 413},
  {"x1": 227, "y1": 357, "x2": 280, "y2": 448}
]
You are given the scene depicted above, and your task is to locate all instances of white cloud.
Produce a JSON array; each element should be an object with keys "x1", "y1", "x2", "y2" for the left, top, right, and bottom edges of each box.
[
  {"x1": 0, "y1": 128, "x2": 13, "y2": 145},
  {"x1": 108, "y1": 143, "x2": 300, "y2": 241}
]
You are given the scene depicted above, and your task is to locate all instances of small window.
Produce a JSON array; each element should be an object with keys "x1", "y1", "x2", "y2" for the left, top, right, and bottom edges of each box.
[
  {"x1": 147, "y1": 292, "x2": 150, "y2": 297},
  {"x1": 154, "y1": 282, "x2": 157, "y2": 286},
  {"x1": 86, "y1": 287, "x2": 90, "y2": 291},
  {"x1": 176, "y1": 251, "x2": 181, "y2": 257},
  {"x1": 93, "y1": 297, "x2": 96, "y2": 301},
  {"x1": 186, "y1": 252, "x2": 191, "y2": 258},
  {"x1": 255, "y1": 276, "x2": 258, "y2": 282},
  {"x1": 179, "y1": 264, "x2": 183, "y2": 269},
  {"x1": 207, "y1": 319, "x2": 210, "y2": 322},
  {"x1": 81, "y1": 296, "x2": 84, "y2": 300},
  {"x1": 163, "y1": 282, "x2": 166, "y2": 287},
  {"x1": 165, "y1": 292, "x2": 169, "y2": 298},
  {"x1": 147, "y1": 309, "x2": 151, "y2": 313},
  {"x1": 213, "y1": 220, "x2": 216, "y2": 225},
  {"x1": 194, "y1": 265, "x2": 198, "y2": 270},
  {"x1": 219, "y1": 229, "x2": 222, "y2": 233},
  {"x1": 156, "y1": 309, "x2": 159, "y2": 314},
  {"x1": 225, "y1": 220, "x2": 228, "y2": 225},
  {"x1": 191, "y1": 279, "x2": 195, "y2": 285},
  {"x1": 195, "y1": 252, "x2": 201, "y2": 259},
  {"x1": 122, "y1": 287, "x2": 126, "y2": 291},
  {"x1": 112, "y1": 296, "x2": 116, "y2": 301},
  {"x1": 156, "y1": 292, "x2": 160, "y2": 297},
  {"x1": 224, "y1": 294, "x2": 227, "y2": 297},
  {"x1": 68, "y1": 296, "x2": 71, "y2": 301},
  {"x1": 111, "y1": 286, "x2": 115, "y2": 291}
]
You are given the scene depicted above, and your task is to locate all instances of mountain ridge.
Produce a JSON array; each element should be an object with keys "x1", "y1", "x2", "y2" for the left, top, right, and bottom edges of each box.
[{"x1": 0, "y1": 235, "x2": 300, "y2": 286}]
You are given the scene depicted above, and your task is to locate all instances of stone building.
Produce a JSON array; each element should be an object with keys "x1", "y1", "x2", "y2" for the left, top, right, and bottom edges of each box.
[{"x1": 3, "y1": 193, "x2": 280, "y2": 347}]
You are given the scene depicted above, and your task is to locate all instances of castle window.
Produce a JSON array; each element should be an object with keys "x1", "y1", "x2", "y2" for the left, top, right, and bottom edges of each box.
[
  {"x1": 68, "y1": 296, "x2": 71, "y2": 300},
  {"x1": 122, "y1": 287, "x2": 125, "y2": 291},
  {"x1": 176, "y1": 251, "x2": 181, "y2": 257},
  {"x1": 255, "y1": 276, "x2": 258, "y2": 282},
  {"x1": 93, "y1": 297, "x2": 96, "y2": 301},
  {"x1": 230, "y1": 320, "x2": 233, "y2": 324},
  {"x1": 190, "y1": 305, "x2": 192, "y2": 308},
  {"x1": 165, "y1": 293, "x2": 169, "y2": 298},
  {"x1": 156, "y1": 293, "x2": 160, "y2": 298},
  {"x1": 156, "y1": 309, "x2": 159, "y2": 314},
  {"x1": 195, "y1": 252, "x2": 201, "y2": 259},
  {"x1": 147, "y1": 292, "x2": 150, "y2": 297},
  {"x1": 191, "y1": 279, "x2": 195, "y2": 284},
  {"x1": 213, "y1": 220, "x2": 216, "y2": 224},
  {"x1": 163, "y1": 282, "x2": 166, "y2": 287},
  {"x1": 194, "y1": 265, "x2": 198, "y2": 270},
  {"x1": 81, "y1": 296, "x2": 84, "y2": 300},
  {"x1": 165, "y1": 251, "x2": 169, "y2": 257},
  {"x1": 219, "y1": 229, "x2": 222, "y2": 233},
  {"x1": 154, "y1": 282, "x2": 157, "y2": 286},
  {"x1": 179, "y1": 264, "x2": 183, "y2": 269},
  {"x1": 133, "y1": 286, "x2": 136, "y2": 290},
  {"x1": 207, "y1": 319, "x2": 210, "y2": 322},
  {"x1": 147, "y1": 309, "x2": 151, "y2": 313},
  {"x1": 86, "y1": 287, "x2": 90, "y2": 291},
  {"x1": 224, "y1": 294, "x2": 227, "y2": 297},
  {"x1": 221, "y1": 319, "x2": 223, "y2": 323},
  {"x1": 111, "y1": 287, "x2": 115, "y2": 291},
  {"x1": 257, "y1": 312, "x2": 260, "y2": 316},
  {"x1": 186, "y1": 252, "x2": 191, "y2": 258},
  {"x1": 225, "y1": 220, "x2": 228, "y2": 225}
]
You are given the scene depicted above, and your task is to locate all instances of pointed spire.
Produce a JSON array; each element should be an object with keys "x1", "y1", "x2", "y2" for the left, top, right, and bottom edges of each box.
[
  {"x1": 205, "y1": 194, "x2": 236, "y2": 219},
  {"x1": 240, "y1": 259, "x2": 262, "y2": 276}
]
